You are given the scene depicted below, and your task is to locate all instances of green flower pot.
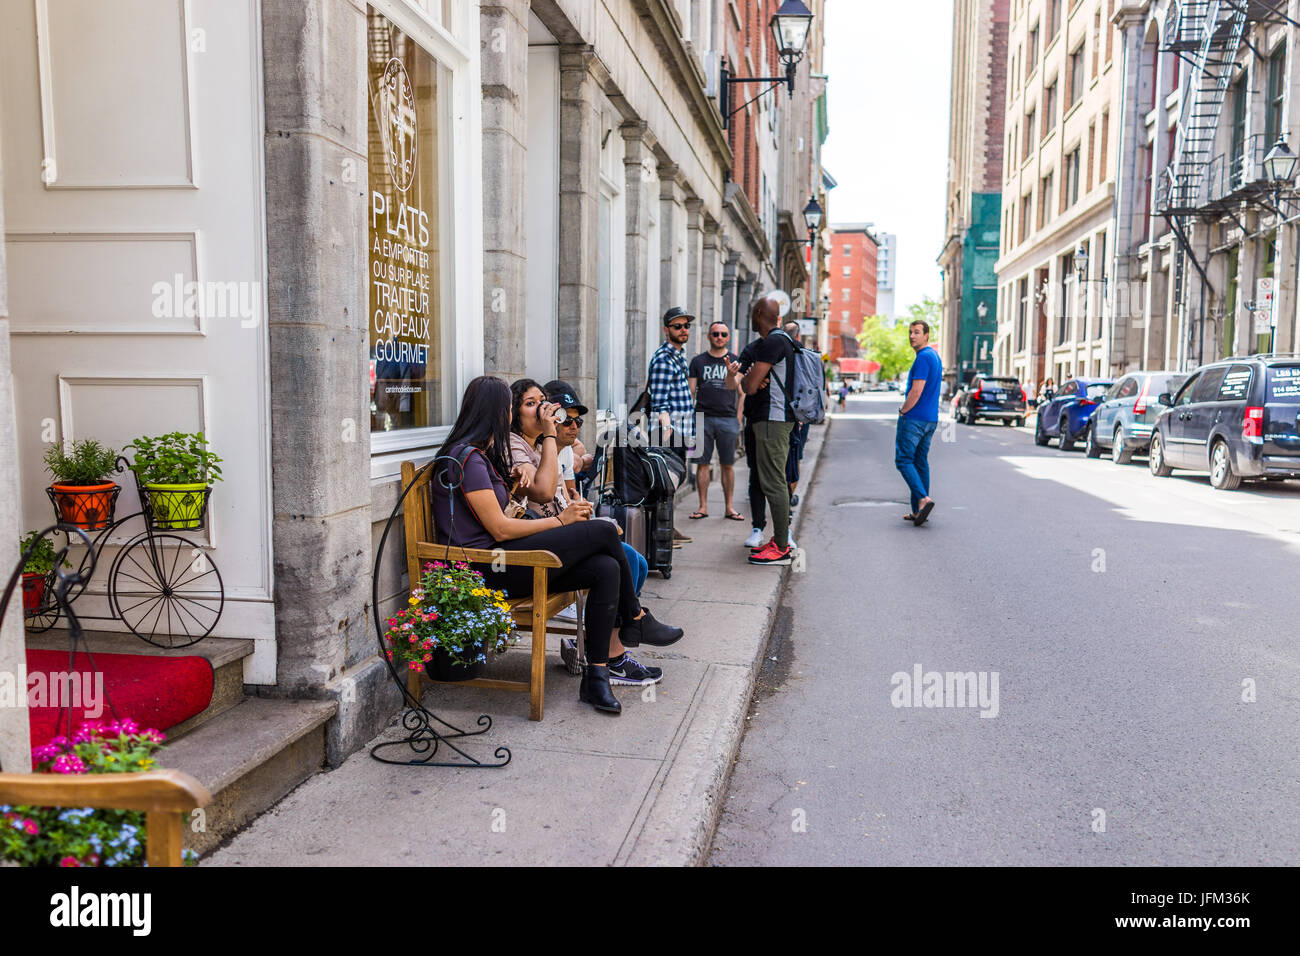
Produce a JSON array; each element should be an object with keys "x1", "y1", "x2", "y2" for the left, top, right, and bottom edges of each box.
[{"x1": 144, "y1": 482, "x2": 209, "y2": 529}]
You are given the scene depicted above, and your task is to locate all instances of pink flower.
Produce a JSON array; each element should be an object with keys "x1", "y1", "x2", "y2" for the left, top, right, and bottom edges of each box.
[
  {"x1": 59, "y1": 856, "x2": 81, "y2": 868},
  {"x1": 23, "y1": 819, "x2": 39, "y2": 836},
  {"x1": 410, "y1": 661, "x2": 424, "y2": 673},
  {"x1": 51, "y1": 753, "x2": 88, "y2": 774},
  {"x1": 422, "y1": 653, "x2": 432, "y2": 662}
]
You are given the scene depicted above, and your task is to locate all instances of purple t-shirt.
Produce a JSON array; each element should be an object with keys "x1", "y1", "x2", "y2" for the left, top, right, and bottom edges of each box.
[{"x1": 431, "y1": 445, "x2": 507, "y2": 549}]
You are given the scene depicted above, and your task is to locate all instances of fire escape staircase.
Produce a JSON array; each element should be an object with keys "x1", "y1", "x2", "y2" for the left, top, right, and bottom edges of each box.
[
  {"x1": 1156, "y1": 1, "x2": 1249, "y2": 319},
  {"x1": 1154, "y1": 2, "x2": 1295, "y2": 363}
]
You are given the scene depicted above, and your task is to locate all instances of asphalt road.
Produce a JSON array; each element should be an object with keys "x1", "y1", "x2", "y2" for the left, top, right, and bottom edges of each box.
[{"x1": 709, "y1": 393, "x2": 1300, "y2": 865}]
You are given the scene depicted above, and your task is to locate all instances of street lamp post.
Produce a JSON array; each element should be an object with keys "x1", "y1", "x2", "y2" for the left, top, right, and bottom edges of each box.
[
  {"x1": 777, "y1": 196, "x2": 824, "y2": 330},
  {"x1": 719, "y1": 1, "x2": 815, "y2": 130},
  {"x1": 1262, "y1": 138, "x2": 1298, "y2": 352}
]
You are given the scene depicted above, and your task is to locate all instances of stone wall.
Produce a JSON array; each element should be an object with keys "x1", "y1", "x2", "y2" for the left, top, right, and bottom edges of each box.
[
  {"x1": 259, "y1": 0, "x2": 400, "y2": 765},
  {"x1": 0, "y1": 141, "x2": 29, "y2": 772}
]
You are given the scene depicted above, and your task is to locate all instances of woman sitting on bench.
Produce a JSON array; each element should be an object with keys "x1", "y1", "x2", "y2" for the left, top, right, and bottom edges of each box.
[{"x1": 430, "y1": 375, "x2": 684, "y2": 716}]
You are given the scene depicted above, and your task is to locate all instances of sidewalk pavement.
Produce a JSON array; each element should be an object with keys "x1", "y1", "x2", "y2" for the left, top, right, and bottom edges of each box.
[{"x1": 208, "y1": 421, "x2": 828, "y2": 866}]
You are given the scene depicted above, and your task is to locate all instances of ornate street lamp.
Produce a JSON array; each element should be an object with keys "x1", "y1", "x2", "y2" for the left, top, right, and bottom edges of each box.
[
  {"x1": 1073, "y1": 243, "x2": 1089, "y2": 278},
  {"x1": 720, "y1": 1, "x2": 815, "y2": 130},
  {"x1": 771, "y1": 0, "x2": 815, "y2": 66},
  {"x1": 802, "y1": 195, "x2": 823, "y2": 233},
  {"x1": 1263, "y1": 138, "x2": 1299, "y2": 186}
]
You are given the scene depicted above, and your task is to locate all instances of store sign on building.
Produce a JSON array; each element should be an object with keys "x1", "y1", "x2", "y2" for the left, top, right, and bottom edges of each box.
[{"x1": 368, "y1": 7, "x2": 443, "y2": 432}]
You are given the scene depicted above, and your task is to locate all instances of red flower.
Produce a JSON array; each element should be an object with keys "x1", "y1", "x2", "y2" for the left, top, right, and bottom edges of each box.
[{"x1": 59, "y1": 856, "x2": 81, "y2": 868}]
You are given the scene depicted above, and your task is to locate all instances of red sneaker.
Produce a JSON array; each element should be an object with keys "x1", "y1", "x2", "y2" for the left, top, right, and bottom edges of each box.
[{"x1": 747, "y1": 541, "x2": 793, "y2": 565}]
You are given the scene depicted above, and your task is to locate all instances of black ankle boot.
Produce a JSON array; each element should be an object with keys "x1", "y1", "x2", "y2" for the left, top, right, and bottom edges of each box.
[
  {"x1": 619, "y1": 607, "x2": 684, "y2": 648},
  {"x1": 579, "y1": 665, "x2": 622, "y2": 714}
]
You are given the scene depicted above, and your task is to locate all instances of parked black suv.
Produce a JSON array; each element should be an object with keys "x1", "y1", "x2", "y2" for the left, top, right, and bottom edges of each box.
[
  {"x1": 1148, "y1": 355, "x2": 1300, "y2": 489},
  {"x1": 954, "y1": 375, "x2": 1027, "y2": 426}
]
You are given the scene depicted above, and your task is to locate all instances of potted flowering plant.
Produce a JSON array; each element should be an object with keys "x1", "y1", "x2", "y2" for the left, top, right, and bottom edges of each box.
[
  {"x1": 43, "y1": 438, "x2": 119, "y2": 530},
  {"x1": 0, "y1": 719, "x2": 197, "y2": 867},
  {"x1": 127, "y1": 431, "x2": 223, "y2": 530},
  {"x1": 19, "y1": 531, "x2": 67, "y2": 613},
  {"x1": 383, "y1": 561, "x2": 517, "y2": 682}
]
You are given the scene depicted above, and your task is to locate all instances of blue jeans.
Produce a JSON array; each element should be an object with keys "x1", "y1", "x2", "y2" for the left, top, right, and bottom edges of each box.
[
  {"x1": 895, "y1": 416, "x2": 937, "y2": 514},
  {"x1": 623, "y1": 543, "x2": 648, "y2": 595}
]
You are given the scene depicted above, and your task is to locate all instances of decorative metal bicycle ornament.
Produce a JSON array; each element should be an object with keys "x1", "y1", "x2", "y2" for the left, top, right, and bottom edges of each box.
[
  {"x1": 369, "y1": 454, "x2": 510, "y2": 769},
  {"x1": 25, "y1": 456, "x2": 224, "y2": 648}
]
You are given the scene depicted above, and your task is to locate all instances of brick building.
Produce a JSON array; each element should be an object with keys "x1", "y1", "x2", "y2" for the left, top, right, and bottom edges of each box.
[{"x1": 827, "y1": 224, "x2": 879, "y2": 359}]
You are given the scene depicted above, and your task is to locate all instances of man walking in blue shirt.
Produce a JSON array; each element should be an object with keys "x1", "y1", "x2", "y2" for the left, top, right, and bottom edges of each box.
[{"x1": 897, "y1": 319, "x2": 942, "y2": 527}]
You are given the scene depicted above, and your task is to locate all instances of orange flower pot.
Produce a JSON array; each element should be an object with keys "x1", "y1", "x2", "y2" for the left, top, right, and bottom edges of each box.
[{"x1": 49, "y1": 482, "x2": 118, "y2": 531}]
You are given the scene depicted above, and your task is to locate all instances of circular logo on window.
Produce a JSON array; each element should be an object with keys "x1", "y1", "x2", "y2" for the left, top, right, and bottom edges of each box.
[{"x1": 378, "y1": 58, "x2": 417, "y2": 193}]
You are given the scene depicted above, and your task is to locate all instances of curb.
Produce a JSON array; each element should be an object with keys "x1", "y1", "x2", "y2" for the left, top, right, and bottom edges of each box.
[{"x1": 622, "y1": 416, "x2": 832, "y2": 865}]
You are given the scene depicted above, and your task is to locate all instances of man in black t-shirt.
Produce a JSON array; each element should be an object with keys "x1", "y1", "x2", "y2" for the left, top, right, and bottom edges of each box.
[
  {"x1": 687, "y1": 321, "x2": 742, "y2": 521},
  {"x1": 736, "y1": 335, "x2": 766, "y2": 548},
  {"x1": 739, "y1": 297, "x2": 797, "y2": 565}
]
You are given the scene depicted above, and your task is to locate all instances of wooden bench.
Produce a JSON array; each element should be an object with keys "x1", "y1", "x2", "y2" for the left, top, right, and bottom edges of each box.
[
  {"x1": 0, "y1": 769, "x2": 211, "y2": 867},
  {"x1": 401, "y1": 460, "x2": 585, "y2": 721}
]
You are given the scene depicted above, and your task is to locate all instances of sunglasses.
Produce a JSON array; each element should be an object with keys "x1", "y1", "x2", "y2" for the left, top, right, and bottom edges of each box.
[
  {"x1": 668, "y1": 322, "x2": 692, "y2": 331},
  {"x1": 560, "y1": 416, "x2": 584, "y2": 427},
  {"x1": 709, "y1": 331, "x2": 730, "y2": 338}
]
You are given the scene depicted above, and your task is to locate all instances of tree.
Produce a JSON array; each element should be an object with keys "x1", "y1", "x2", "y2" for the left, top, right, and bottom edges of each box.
[{"x1": 855, "y1": 315, "x2": 913, "y2": 380}]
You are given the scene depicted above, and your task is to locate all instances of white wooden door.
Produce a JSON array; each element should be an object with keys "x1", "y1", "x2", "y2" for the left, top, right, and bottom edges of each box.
[{"x1": 2, "y1": 0, "x2": 275, "y2": 680}]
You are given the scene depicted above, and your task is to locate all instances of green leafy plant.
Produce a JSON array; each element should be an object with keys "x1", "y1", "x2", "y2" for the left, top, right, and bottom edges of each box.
[
  {"x1": 42, "y1": 439, "x2": 118, "y2": 486},
  {"x1": 128, "y1": 432, "x2": 223, "y2": 485},
  {"x1": 19, "y1": 531, "x2": 67, "y2": 575},
  {"x1": 1, "y1": 719, "x2": 197, "y2": 867},
  {"x1": 383, "y1": 561, "x2": 517, "y2": 673}
]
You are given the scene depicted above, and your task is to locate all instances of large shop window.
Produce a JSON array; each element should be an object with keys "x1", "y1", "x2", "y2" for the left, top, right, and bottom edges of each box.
[{"x1": 368, "y1": 7, "x2": 450, "y2": 435}]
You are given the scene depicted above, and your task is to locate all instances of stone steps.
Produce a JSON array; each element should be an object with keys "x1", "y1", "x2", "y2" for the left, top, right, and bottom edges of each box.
[
  {"x1": 26, "y1": 630, "x2": 337, "y2": 857},
  {"x1": 164, "y1": 697, "x2": 337, "y2": 856}
]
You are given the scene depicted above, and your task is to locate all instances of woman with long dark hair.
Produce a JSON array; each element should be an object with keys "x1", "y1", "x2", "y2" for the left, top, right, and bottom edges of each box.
[{"x1": 430, "y1": 376, "x2": 683, "y2": 715}]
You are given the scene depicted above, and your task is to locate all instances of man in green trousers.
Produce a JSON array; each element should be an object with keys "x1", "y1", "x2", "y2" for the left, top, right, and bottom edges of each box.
[{"x1": 737, "y1": 296, "x2": 797, "y2": 566}]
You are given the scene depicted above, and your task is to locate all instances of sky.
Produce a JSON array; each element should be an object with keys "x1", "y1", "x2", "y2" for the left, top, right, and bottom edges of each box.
[{"x1": 820, "y1": 0, "x2": 954, "y2": 314}]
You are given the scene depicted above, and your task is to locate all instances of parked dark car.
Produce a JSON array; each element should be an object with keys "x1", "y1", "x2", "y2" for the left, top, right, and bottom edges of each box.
[
  {"x1": 1084, "y1": 370, "x2": 1188, "y2": 463},
  {"x1": 954, "y1": 375, "x2": 1028, "y2": 426},
  {"x1": 1147, "y1": 356, "x2": 1300, "y2": 489},
  {"x1": 1034, "y1": 378, "x2": 1113, "y2": 450}
]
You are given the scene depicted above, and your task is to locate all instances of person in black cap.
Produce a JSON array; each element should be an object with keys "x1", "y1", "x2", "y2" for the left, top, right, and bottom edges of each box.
[
  {"x1": 543, "y1": 380, "x2": 658, "y2": 687},
  {"x1": 542, "y1": 380, "x2": 593, "y2": 492}
]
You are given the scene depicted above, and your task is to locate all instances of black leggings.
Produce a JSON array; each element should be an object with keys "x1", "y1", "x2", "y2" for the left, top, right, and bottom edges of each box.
[
  {"x1": 472, "y1": 520, "x2": 640, "y2": 665},
  {"x1": 744, "y1": 421, "x2": 766, "y2": 531}
]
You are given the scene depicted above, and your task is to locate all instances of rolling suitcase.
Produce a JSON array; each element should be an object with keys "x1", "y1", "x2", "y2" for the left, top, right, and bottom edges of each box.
[
  {"x1": 645, "y1": 497, "x2": 674, "y2": 579},
  {"x1": 594, "y1": 500, "x2": 647, "y2": 559}
]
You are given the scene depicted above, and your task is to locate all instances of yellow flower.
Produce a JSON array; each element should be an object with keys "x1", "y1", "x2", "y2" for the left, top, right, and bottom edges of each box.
[{"x1": 408, "y1": 597, "x2": 420, "y2": 606}]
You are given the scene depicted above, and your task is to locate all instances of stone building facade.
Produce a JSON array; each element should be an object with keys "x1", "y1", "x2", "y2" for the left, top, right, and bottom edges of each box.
[
  {"x1": 941, "y1": 0, "x2": 1010, "y2": 388},
  {"x1": 0, "y1": 0, "x2": 827, "y2": 770},
  {"x1": 994, "y1": 0, "x2": 1124, "y2": 390},
  {"x1": 1111, "y1": 0, "x2": 1300, "y2": 375}
]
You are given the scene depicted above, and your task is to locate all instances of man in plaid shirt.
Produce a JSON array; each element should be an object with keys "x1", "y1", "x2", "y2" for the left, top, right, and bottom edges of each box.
[{"x1": 648, "y1": 306, "x2": 696, "y2": 447}]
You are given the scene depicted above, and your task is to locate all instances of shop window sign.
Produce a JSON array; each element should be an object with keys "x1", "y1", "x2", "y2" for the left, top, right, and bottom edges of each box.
[{"x1": 368, "y1": 8, "x2": 443, "y2": 432}]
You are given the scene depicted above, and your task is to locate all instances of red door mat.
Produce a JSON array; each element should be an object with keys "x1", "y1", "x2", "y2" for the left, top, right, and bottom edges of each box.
[{"x1": 25, "y1": 649, "x2": 214, "y2": 748}]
